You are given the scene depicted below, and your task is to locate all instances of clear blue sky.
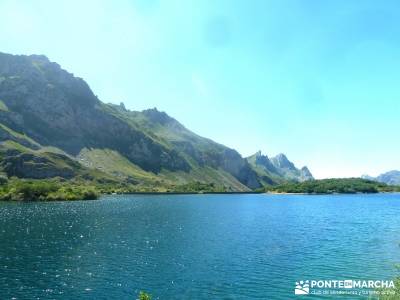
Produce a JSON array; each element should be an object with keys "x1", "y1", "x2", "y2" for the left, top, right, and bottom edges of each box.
[{"x1": 1, "y1": 0, "x2": 399, "y2": 178}]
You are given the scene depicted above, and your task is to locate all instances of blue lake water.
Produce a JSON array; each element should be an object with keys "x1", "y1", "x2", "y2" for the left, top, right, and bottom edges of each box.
[{"x1": 1, "y1": 193, "x2": 400, "y2": 299}]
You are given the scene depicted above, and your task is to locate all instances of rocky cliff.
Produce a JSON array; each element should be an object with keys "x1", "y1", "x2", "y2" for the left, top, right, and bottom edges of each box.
[
  {"x1": 246, "y1": 151, "x2": 314, "y2": 184},
  {"x1": 0, "y1": 52, "x2": 263, "y2": 191}
]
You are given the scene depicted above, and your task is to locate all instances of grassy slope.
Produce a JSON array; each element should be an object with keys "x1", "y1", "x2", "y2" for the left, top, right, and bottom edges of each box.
[
  {"x1": 0, "y1": 124, "x2": 118, "y2": 184},
  {"x1": 0, "y1": 53, "x2": 258, "y2": 192},
  {"x1": 0, "y1": 123, "x2": 41, "y2": 149},
  {"x1": 77, "y1": 148, "x2": 159, "y2": 182},
  {"x1": 77, "y1": 148, "x2": 250, "y2": 192},
  {"x1": 0, "y1": 99, "x2": 9, "y2": 111},
  {"x1": 1, "y1": 105, "x2": 394, "y2": 196},
  {"x1": 0, "y1": 127, "x2": 396, "y2": 198},
  {"x1": 160, "y1": 167, "x2": 250, "y2": 192},
  {"x1": 1, "y1": 148, "x2": 116, "y2": 184},
  {"x1": 99, "y1": 104, "x2": 251, "y2": 191},
  {"x1": 246, "y1": 161, "x2": 283, "y2": 186},
  {"x1": 0, "y1": 123, "x2": 246, "y2": 197}
]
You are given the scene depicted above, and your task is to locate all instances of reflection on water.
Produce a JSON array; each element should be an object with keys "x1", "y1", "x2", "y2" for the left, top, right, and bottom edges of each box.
[{"x1": 1, "y1": 193, "x2": 400, "y2": 299}]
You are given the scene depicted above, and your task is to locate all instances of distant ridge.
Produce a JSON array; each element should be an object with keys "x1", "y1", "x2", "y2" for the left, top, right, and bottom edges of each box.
[{"x1": 362, "y1": 170, "x2": 400, "y2": 186}]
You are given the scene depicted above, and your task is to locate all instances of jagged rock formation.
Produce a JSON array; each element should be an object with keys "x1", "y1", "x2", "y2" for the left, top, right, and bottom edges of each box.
[
  {"x1": 246, "y1": 151, "x2": 314, "y2": 185},
  {"x1": 0, "y1": 52, "x2": 265, "y2": 191},
  {"x1": 299, "y1": 166, "x2": 314, "y2": 181}
]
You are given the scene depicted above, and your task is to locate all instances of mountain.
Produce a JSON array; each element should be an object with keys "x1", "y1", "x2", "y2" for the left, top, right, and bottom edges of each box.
[
  {"x1": 0, "y1": 52, "x2": 265, "y2": 191},
  {"x1": 246, "y1": 151, "x2": 313, "y2": 185},
  {"x1": 362, "y1": 171, "x2": 400, "y2": 186},
  {"x1": 299, "y1": 166, "x2": 314, "y2": 182}
]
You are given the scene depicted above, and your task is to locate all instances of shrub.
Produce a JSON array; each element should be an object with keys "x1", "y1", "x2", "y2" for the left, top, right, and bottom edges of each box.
[
  {"x1": 266, "y1": 178, "x2": 391, "y2": 194},
  {"x1": 0, "y1": 180, "x2": 100, "y2": 201},
  {"x1": 138, "y1": 291, "x2": 152, "y2": 300}
]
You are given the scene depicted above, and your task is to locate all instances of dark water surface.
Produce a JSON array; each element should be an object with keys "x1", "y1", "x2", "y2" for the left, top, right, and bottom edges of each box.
[{"x1": 1, "y1": 194, "x2": 400, "y2": 299}]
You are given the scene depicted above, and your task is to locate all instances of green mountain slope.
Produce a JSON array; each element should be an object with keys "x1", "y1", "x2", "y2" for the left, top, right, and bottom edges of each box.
[
  {"x1": 0, "y1": 52, "x2": 264, "y2": 191},
  {"x1": 103, "y1": 104, "x2": 260, "y2": 189},
  {"x1": 0, "y1": 54, "x2": 188, "y2": 173}
]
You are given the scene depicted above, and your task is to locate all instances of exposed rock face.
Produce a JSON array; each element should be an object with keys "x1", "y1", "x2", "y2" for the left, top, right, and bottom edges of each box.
[
  {"x1": 0, "y1": 52, "x2": 262, "y2": 190},
  {"x1": 246, "y1": 151, "x2": 314, "y2": 183},
  {"x1": 219, "y1": 149, "x2": 260, "y2": 189},
  {"x1": 0, "y1": 52, "x2": 321, "y2": 190},
  {"x1": 300, "y1": 166, "x2": 314, "y2": 181},
  {"x1": 363, "y1": 170, "x2": 400, "y2": 186},
  {"x1": 254, "y1": 151, "x2": 277, "y2": 173},
  {"x1": 270, "y1": 153, "x2": 296, "y2": 170},
  {"x1": 1, "y1": 150, "x2": 77, "y2": 179},
  {"x1": 377, "y1": 171, "x2": 400, "y2": 185},
  {"x1": 0, "y1": 125, "x2": 40, "y2": 150},
  {"x1": 0, "y1": 53, "x2": 189, "y2": 173},
  {"x1": 127, "y1": 107, "x2": 261, "y2": 189}
]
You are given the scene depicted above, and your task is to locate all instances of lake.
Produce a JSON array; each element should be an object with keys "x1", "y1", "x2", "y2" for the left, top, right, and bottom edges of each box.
[{"x1": 1, "y1": 193, "x2": 400, "y2": 299}]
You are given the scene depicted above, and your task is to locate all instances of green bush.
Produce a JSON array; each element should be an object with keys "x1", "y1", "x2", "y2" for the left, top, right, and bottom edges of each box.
[
  {"x1": 138, "y1": 291, "x2": 152, "y2": 300},
  {"x1": 0, "y1": 180, "x2": 99, "y2": 201},
  {"x1": 0, "y1": 174, "x2": 8, "y2": 185}
]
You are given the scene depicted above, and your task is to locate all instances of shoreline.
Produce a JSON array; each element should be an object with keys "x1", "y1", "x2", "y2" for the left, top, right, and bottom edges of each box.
[
  {"x1": 265, "y1": 191, "x2": 400, "y2": 195},
  {"x1": 103, "y1": 191, "x2": 263, "y2": 196},
  {"x1": 1, "y1": 191, "x2": 398, "y2": 202}
]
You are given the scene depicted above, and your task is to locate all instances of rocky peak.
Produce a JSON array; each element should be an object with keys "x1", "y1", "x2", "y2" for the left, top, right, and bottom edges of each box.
[
  {"x1": 254, "y1": 151, "x2": 273, "y2": 167},
  {"x1": 0, "y1": 51, "x2": 266, "y2": 191},
  {"x1": 142, "y1": 108, "x2": 171, "y2": 123},
  {"x1": 300, "y1": 166, "x2": 314, "y2": 181},
  {"x1": 0, "y1": 52, "x2": 98, "y2": 109},
  {"x1": 119, "y1": 102, "x2": 127, "y2": 111},
  {"x1": 245, "y1": 151, "x2": 277, "y2": 176},
  {"x1": 29, "y1": 54, "x2": 51, "y2": 64},
  {"x1": 271, "y1": 153, "x2": 296, "y2": 170},
  {"x1": 141, "y1": 108, "x2": 184, "y2": 132}
]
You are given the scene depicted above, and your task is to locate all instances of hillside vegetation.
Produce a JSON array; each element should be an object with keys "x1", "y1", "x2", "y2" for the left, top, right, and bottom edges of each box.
[
  {"x1": 0, "y1": 179, "x2": 99, "y2": 201},
  {"x1": 0, "y1": 177, "x2": 233, "y2": 201},
  {"x1": 0, "y1": 52, "x2": 315, "y2": 199},
  {"x1": 266, "y1": 178, "x2": 400, "y2": 194}
]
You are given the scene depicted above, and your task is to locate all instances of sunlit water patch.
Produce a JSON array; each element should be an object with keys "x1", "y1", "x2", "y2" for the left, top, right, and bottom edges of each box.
[{"x1": 1, "y1": 194, "x2": 400, "y2": 299}]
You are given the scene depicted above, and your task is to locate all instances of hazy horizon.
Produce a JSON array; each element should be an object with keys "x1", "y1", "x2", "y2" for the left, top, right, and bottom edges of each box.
[{"x1": 1, "y1": 0, "x2": 399, "y2": 179}]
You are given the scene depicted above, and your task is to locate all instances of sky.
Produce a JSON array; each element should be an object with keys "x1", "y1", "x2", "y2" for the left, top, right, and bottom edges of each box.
[{"x1": 0, "y1": 0, "x2": 399, "y2": 179}]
